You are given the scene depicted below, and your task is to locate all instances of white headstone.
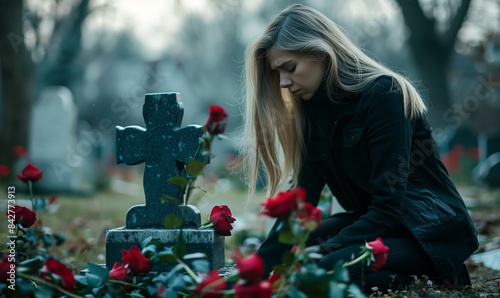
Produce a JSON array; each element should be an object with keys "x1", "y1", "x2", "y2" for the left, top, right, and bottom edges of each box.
[
  {"x1": 25, "y1": 86, "x2": 95, "y2": 194},
  {"x1": 29, "y1": 86, "x2": 77, "y2": 161}
]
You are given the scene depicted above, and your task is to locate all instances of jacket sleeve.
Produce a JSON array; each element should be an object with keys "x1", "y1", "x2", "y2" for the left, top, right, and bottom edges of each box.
[
  {"x1": 256, "y1": 157, "x2": 326, "y2": 276},
  {"x1": 320, "y1": 77, "x2": 415, "y2": 252}
]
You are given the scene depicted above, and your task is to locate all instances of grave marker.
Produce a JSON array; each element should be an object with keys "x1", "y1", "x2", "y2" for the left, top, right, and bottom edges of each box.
[{"x1": 106, "y1": 93, "x2": 225, "y2": 272}]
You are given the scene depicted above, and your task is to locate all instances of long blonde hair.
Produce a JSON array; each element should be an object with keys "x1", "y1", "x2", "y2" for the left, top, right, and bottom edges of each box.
[{"x1": 241, "y1": 4, "x2": 427, "y2": 196}]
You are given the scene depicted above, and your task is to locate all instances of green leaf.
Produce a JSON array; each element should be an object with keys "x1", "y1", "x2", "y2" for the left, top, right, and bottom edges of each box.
[
  {"x1": 18, "y1": 257, "x2": 44, "y2": 274},
  {"x1": 140, "y1": 236, "x2": 154, "y2": 248},
  {"x1": 156, "y1": 264, "x2": 185, "y2": 283},
  {"x1": 42, "y1": 233, "x2": 53, "y2": 247},
  {"x1": 167, "y1": 176, "x2": 189, "y2": 187},
  {"x1": 297, "y1": 273, "x2": 331, "y2": 297},
  {"x1": 183, "y1": 252, "x2": 207, "y2": 260},
  {"x1": 161, "y1": 195, "x2": 181, "y2": 204},
  {"x1": 75, "y1": 274, "x2": 88, "y2": 286},
  {"x1": 347, "y1": 283, "x2": 365, "y2": 298},
  {"x1": 191, "y1": 260, "x2": 210, "y2": 273},
  {"x1": 87, "y1": 262, "x2": 109, "y2": 281},
  {"x1": 142, "y1": 244, "x2": 157, "y2": 258},
  {"x1": 141, "y1": 237, "x2": 164, "y2": 250},
  {"x1": 332, "y1": 264, "x2": 350, "y2": 284},
  {"x1": 164, "y1": 213, "x2": 183, "y2": 228},
  {"x1": 130, "y1": 293, "x2": 146, "y2": 298},
  {"x1": 282, "y1": 250, "x2": 295, "y2": 266},
  {"x1": 278, "y1": 227, "x2": 295, "y2": 245},
  {"x1": 271, "y1": 264, "x2": 289, "y2": 275},
  {"x1": 156, "y1": 251, "x2": 179, "y2": 263},
  {"x1": 53, "y1": 233, "x2": 65, "y2": 246},
  {"x1": 85, "y1": 273, "x2": 104, "y2": 288},
  {"x1": 329, "y1": 281, "x2": 348, "y2": 298},
  {"x1": 173, "y1": 233, "x2": 186, "y2": 259},
  {"x1": 286, "y1": 288, "x2": 308, "y2": 298},
  {"x1": 186, "y1": 159, "x2": 207, "y2": 176}
]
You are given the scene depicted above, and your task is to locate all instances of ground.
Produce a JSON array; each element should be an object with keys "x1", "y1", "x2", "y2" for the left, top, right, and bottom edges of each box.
[{"x1": 0, "y1": 173, "x2": 499, "y2": 297}]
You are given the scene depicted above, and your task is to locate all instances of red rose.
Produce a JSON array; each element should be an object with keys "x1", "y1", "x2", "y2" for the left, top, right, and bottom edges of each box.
[
  {"x1": 0, "y1": 254, "x2": 15, "y2": 283},
  {"x1": 8, "y1": 205, "x2": 37, "y2": 228},
  {"x1": 204, "y1": 105, "x2": 227, "y2": 135},
  {"x1": 210, "y1": 205, "x2": 236, "y2": 236},
  {"x1": 234, "y1": 279, "x2": 272, "y2": 298},
  {"x1": 40, "y1": 257, "x2": 76, "y2": 291},
  {"x1": 194, "y1": 270, "x2": 227, "y2": 298},
  {"x1": 122, "y1": 246, "x2": 150, "y2": 275},
  {"x1": 297, "y1": 202, "x2": 322, "y2": 231},
  {"x1": 237, "y1": 253, "x2": 264, "y2": 283},
  {"x1": 16, "y1": 163, "x2": 43, "y2": 183},
  {"x1": 0, "y1": 165, "x2": 9, "y2": 177},
  {"x1": 260, "y1": 187, "x2": 306, "y2": 218},
  {"x1": 13, "y1": 145, "x2": 26, "y2": 158},
  {"x1": 366, "y1": 237, "x2": 389, "y2": 272},
  {"x1": 108, "y1": 262, "x2": 130, "y2": 282}
]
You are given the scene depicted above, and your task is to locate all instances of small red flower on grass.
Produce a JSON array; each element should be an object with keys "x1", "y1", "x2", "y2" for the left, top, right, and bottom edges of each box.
[
  {"x1": 13, "y1": 145, "x2": 26, "y2": 158},
  {"x1": 16, "y1": 163, "x2": 43, "y2": 183},
  {"x1": 7, "y1": 205, "x2": 37, "y2": 228},
  {"x1": 0, "y1": 165, "x2": 9, "y2": 177},
  {"x1": 40, "y1": 257, "x2": 76, "y2": 291}
]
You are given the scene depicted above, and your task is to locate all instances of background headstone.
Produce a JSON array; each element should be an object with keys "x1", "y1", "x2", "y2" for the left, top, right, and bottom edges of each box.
[
  {"x1": 22, "y1": 86, "x2": 95, "y2": 194},
  {"x1": 473, "y1": 131, "x2": 500, "y2": 187},
  {"x1": 106, "y1": 92, "x2": 225, "y2": 272}
]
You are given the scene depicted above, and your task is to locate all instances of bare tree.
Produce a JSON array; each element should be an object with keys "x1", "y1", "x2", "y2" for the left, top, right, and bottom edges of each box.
[
  {"x1": 394, "y1": 0, "x2": 472, "y2": 129},
  {"x1": 0, "y1": 0, "x2": 90, "y2": 175}
]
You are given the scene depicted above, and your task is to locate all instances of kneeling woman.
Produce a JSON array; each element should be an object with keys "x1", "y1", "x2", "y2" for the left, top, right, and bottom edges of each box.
[{"x1": 240, "y1": 4, "x2": 478, "y2": 291}]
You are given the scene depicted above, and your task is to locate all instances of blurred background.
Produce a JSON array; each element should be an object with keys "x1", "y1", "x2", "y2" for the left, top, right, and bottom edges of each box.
[{"x1": 0, "y1": 0, "x2": 499, "y2": 277}]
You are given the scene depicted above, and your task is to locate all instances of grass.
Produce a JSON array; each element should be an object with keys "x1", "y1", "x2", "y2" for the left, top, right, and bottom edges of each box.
[
  {"x1": 1, "y1": 176, "x2": 499, "y2": 297},
  {"x1": 0, "y1": 177, "x2": 268, "y2": 271}
]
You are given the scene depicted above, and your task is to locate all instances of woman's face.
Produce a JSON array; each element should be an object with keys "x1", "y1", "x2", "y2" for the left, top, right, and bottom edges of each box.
[{"x1": 268, "y1": 48, "x2": 326, "y2": 100}]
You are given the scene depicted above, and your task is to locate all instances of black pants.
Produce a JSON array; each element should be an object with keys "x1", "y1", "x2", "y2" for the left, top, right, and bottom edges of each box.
[
  {"x1": 307, "y1": 212, "x2": 435, "y2": 291},
  {"x1": 257, "y1": 212, "x2": 437, "y2": 292}
]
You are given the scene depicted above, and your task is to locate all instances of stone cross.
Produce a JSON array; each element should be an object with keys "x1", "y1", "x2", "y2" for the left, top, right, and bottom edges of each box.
[{"x1": 116, "y1": 93, "x2": 204, "y2": 229}]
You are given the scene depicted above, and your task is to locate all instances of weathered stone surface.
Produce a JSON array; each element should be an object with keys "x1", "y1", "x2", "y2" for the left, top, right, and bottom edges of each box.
[
  {"x1": 106, "y1": 228, "x2": 225, "y2": 271},
  {"x1": 107, "y1": 92, "x2": 225, "y2": 272},
  {"x1": 116, "y1": 93, "x2": 204, "y2": 228}
]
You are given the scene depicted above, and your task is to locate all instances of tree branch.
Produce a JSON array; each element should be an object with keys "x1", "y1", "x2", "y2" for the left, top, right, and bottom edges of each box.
[
  {"x1": 443, "y1": 0, "x2": 472, "y2": 54},
  {"x1": 394, "y1": 0, "x2": 437, "y2": 47}
]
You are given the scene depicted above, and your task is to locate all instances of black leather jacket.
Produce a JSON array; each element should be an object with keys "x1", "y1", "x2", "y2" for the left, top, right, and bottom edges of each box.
[{"x1": 257, "y1": 76, "x2": 478, "y2": 283}]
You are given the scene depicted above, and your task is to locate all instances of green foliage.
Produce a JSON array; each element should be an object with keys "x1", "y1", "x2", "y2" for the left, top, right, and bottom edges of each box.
[{"x1": 163, "y1": 213, "x2": 183, "y2": 228}]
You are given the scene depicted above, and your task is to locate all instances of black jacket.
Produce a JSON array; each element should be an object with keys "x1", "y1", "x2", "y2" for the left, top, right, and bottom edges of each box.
[{"x1": 257, "y1": 76, "x2": 478, "y2": 283}]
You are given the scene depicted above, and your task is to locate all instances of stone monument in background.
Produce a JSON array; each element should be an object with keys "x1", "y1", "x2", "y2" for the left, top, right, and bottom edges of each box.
[
  {"x1": 105, "y1": 92, "x2": 225, "y2": 271},
  {"x1": 25, "y1": 86, "x2": 95, "y2": 194}
]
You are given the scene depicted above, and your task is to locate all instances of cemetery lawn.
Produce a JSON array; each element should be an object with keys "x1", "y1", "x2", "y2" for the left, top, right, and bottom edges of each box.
[{"x1": 1, "y1": 184, "x2": 499, "y2": 297}]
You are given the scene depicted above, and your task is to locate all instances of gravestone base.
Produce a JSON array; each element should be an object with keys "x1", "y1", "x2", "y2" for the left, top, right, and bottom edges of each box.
[{"x1": 106, "y1": 227, "x2": 225, "y2": 272}]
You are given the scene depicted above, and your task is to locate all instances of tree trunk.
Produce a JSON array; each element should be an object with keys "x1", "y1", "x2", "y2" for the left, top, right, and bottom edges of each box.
[
  {"x1": 395, "y1": 0, "x2": 471, "y2": 130},
  {"x1": 409, "y1": 37, "x2": 450, "y2": 130},
  {"x1": 0, "y1": 0, "x2": 34, "y2": 176}
]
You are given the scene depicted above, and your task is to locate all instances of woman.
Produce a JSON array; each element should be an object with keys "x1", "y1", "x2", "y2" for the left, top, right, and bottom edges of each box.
[{"x1": 240, "y1": 4, "x2": 478, "y2": 292}]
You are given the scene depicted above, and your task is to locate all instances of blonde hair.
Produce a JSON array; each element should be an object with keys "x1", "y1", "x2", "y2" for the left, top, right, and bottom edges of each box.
[{"x1": 241, "y1": 4, "x2": 427, "y2": 196}]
